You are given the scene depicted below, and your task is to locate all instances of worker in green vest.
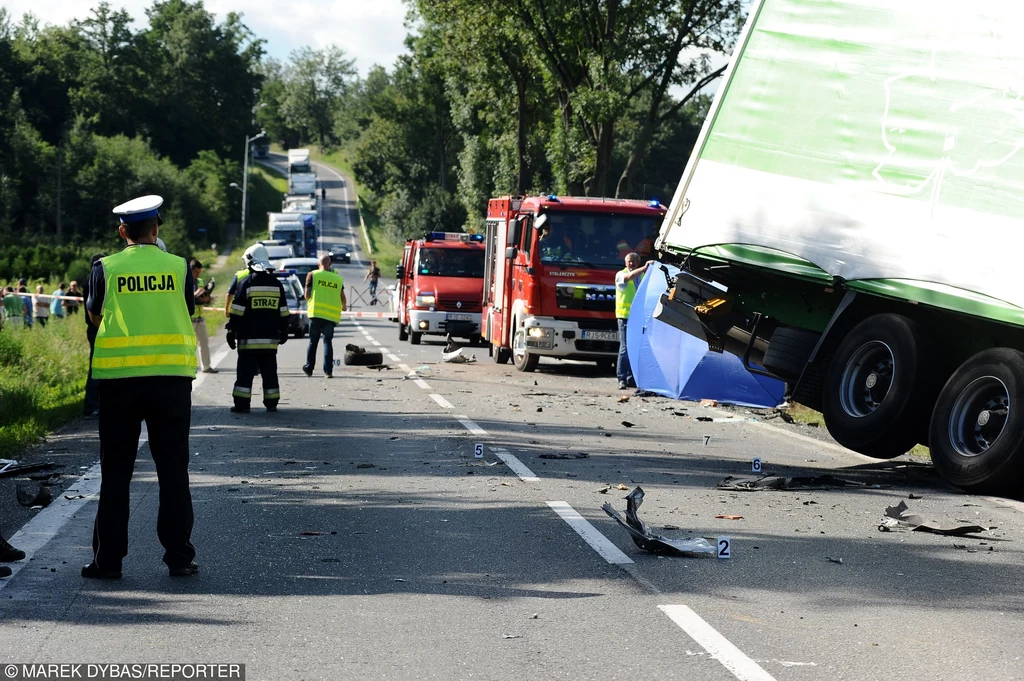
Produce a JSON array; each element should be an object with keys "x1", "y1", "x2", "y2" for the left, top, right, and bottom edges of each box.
[
  {"x1": 615, "y1": 252, "x2": 649, "y2": 390},
  {"x1": 302, "y1": 255, "x2": 346, "y2": 378},
  {"x1": 83, "y1": 194, "x2": 199, "y2": 580}
]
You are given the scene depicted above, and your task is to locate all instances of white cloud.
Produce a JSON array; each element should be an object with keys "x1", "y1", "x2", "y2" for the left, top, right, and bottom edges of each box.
[{"x1": 2, "y1": 0, "x2": 410, "y2": 73}]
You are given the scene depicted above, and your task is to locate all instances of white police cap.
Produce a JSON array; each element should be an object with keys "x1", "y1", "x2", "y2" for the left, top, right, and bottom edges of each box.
[{"x1": 112, "y1": 195, "x2": 164, "y2": 224}]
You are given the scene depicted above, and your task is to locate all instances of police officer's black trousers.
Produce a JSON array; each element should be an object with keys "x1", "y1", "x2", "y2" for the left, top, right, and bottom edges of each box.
[
  {"x1": 233, "y1": 351, "x2": 280, "y2": 408},
  {"x1": 94, "y1": 377, "x2": 196, "y2": 571}
]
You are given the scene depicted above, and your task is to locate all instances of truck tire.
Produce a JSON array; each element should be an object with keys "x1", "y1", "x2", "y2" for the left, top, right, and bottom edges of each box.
[
  {"x1": 398, "y1": 323, "x2": 408, "y2": 341},
  {"x1": 493, "y1": 344, "x2": 511, "y2": 364},
  {"x1": 512, "y1": 325, "x2": 539, "y2": 372},
  {"x1": 344, "y1": 349, "x2": 384, "y2": 366},
  {"x1": 410, "y1": 331, "x2": 422, "y2": 345},
  {"x1": 929, "y1": 348, "x2": 1024, "y2": 494},
  {"x1": 763, "y1": 327, "x2": 821, "y2": 381},
  {"x1": 821, "y1": 313, "x2": 937, "y2": 458}
]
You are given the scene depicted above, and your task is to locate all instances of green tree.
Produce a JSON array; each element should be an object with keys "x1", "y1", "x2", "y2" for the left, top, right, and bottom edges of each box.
[{"x1": 280, "y1": 46, "x2": 356, "y2": 148}]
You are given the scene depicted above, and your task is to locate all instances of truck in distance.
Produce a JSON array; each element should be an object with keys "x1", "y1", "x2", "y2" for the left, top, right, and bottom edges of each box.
[
  {"x1": 483, "y1": 195, "x2": 665, "y2": 372},
  {"x1": 287, "y1": 149, "x2": 311, "y2": 175},
  {"x1": 654, "y1": 0, "x2": 1024, "y2": 494}
]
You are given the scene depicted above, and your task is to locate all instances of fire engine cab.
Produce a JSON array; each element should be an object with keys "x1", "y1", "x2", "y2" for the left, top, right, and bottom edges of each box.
[
  {"x1": 396, "y1": 232, "x2": 486, "y2": 345},
  {"x1": 483, "y1": 195, "x2": 666, "y2": 372}
]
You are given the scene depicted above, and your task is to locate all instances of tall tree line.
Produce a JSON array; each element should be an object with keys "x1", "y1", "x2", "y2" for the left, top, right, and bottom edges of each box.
[
  {"x1": 257, "y1": 0, "x2": 742, "y2": 239},
  {"x1": 0, "y1": 0, "x2": 263, "y2": 281}
]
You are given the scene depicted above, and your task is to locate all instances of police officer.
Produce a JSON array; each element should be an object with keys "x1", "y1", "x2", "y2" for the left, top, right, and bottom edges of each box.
[
  {"x1": 227, "y1": 244, "x2": 290, "y2": 413},
  {"x1": 303, "y1": 255, "x2": 346, "y2": 378},
  {"x1": 83, "y1": 195, "x2": 199, "y2": 579}
]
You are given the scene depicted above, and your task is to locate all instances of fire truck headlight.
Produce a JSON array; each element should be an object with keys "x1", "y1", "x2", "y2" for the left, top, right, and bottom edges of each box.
[
  {"x1": 527, "y1": 327, "x2": 551, "y2": 339},
  {"x1": 418, "y1": 320, "x2": 430, "y2": 330},
  {"x1": 526, "y1": 327, "x2": 554, "y2": 348},
  {"x1": 415, "y1": 293, "x2": 436, "y2": 307}
]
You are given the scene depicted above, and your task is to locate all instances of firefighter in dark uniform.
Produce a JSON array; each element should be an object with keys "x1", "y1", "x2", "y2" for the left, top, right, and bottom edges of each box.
[
  {"x1": 227, "y1": 244, "x2": 290, "y2": 413},
  {"x1": 83, "y1": 194, "x2": 199, "y2": 579}
]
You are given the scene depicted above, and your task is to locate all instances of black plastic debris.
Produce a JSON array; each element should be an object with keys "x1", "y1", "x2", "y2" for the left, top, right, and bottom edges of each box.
[
  {"x1": 602, "y1": 487, "x2": 715, "y2": 556},
  {"x1": 717, "y1": 474, "x2": 866, "y2": 491},
  {"x1": 0, "y1": 461, "x2": 60, "y2": 478},
  {"x1": 16, "y1": 483, "x2": 53, "y2": 508},
  {"x1": 883, "y1": 500, "x2": 989, "y2": 536},
  {"x1": 539, "y1": 452, "x2": 589, "y2": 460}
]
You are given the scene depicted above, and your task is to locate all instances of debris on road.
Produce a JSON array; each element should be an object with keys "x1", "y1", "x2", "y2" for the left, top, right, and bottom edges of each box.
[
  {"x1": 602, "y1": 487, "x2": 716, "y2": 557},
  {"x1": 343, "y1": 344, "x2": 384, "y2": 366},
  {"x1": 700, "y1": 399, "x2": 718, "y2": 407},
  {"x1": 908, "y1": 493, "x2": 924, "y2": 500},
  {"x1": 621, "y1": 421, "x2": 636, "y2": 428},
  {"x1": 0, "y1": 460, "x2": 60, "y2": 478},
  {"x1": 442, "y1": 346, "x2": 476, "y2": 363},
  {"x1": 825, "y1": 556, "x2": 844, "y2": 565},
  {"x1": 63, "y1": 494, "x2": 85, "y2": 500},
  {"x1": 615, "y1": 484, "x2": 629, "y2": 490},
  {"x1": 597, "y1": 486, "x2": 611, "y2": 494},
  {"x1": 695, "y1": 416, "x2": 714, "y2": 422},
  {"x1": 538, "y1": 452, "x2": 589, "y2": 460},
  {"x1": 356, "y1": 463, "x2": 376, "y2": 469},
  {"x1": 502, "y1": 634, "x2": 522, "y2": 639},
  {"x1": 16, "y1": 483, "x2": 53, "y2": 508},
  {"x1": 717, "y1": 474, "x2": 866, "y2": 492},
  {"x1": 715, "y1": 514, "x2": 744, "y2": 521},
  {"x1": 883, "y1": 500, "x2": 990, "y2": 536},
  {"x1": 616, "y1": 395, "x2": 630, "y2": 404},
  {"x1": 367, "y1": 364, "x2": 392, "y2": 370}
]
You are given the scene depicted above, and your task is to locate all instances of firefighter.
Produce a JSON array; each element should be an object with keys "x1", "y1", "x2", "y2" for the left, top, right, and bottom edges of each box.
[
  {"x1": 84, "y1": 194, "x2": 199, "y2": 579},
  {"x1": 227, "y1": 244, "x2": 290, "y2": 413}
]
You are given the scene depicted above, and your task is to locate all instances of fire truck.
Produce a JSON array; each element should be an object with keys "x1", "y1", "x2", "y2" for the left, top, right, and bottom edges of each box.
[
  {"x1": 396, "y1": 232, "x2": 487, "y2": 345},
  {"x1": 482, "y1": 195, "x2": 666, "y2": 372}
]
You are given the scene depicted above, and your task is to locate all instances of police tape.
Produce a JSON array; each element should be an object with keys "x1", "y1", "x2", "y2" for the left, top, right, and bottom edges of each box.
[
  {"x1": 13, "y1": 292, "x2": 85, "y2": 302},
  {"x1": 199, "y1": 306, "x2": 392, "y2": 319}
]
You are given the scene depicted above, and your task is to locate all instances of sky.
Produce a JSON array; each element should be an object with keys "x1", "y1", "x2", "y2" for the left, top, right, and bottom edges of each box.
[{"x1": 1, "y1": 0, "x2": 412, "y2": 73}]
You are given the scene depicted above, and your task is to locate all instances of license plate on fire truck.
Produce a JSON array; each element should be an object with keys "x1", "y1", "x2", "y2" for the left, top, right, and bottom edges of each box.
[
  {"x1": 581, "y1": 330, "x2": 617, "y2": 341},
  {"x1": 445, "y1": 313, "x2": 473, "y2": 321}
]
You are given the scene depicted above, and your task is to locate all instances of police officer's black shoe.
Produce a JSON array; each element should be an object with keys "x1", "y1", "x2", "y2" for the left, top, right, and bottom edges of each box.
[
  {"x1": 0, "y1": 566, "x2": 11, "y2": 578},
  {"x1": 302, "y1": 367, "x2": 313, "y2": 377},
  {"x1": 81, "y1": 563, "x2": 122, "y2": 579},
  {"x1": 168, "y1": 562, "x2": 199, "y2": 577},
  {"x1": 0, "y1": 537, "x2": 25, "y2": 562},
  {"x1": 266, "y1": 405, "x2": 277, "y2": 412},
  {"x1": 230, "y1": 405, "x2": 250, "y2": 414}
]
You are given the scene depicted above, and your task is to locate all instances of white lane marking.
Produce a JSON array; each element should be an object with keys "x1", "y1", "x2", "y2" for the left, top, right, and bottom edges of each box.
[
  {"x1": 0, "y1": 425, "x2": 149, "y2": 592},
  {"x1": 430, "y1": 393, "x2": 454, "y2": 409},
  {"x1": 658, "y1": 605, "x2": 778, "y2": 681},
  {"x1": 364, "y1": 335, "x2": 376, "y2": 342},
  {"x1": 413, "y1": 378, "x2": 431, "y2": 390},
  {"x1": 455, "y1": 414, "x2": 488, "y2": 436},
  {"x1": 378, "y1": 346, "x2": 390, "y2": 354},
  {"x1": 491, "y1": 446, "x2": 540, "y2": 482},
  {"x1": 387, "y1": 354, "x2": 401, "y2": 363},
  {"x1": 398, "y1": 364, "x2": 411, "y2": 372},
  {"x1": 192, "y1": 345, "x2": 231, "y2": 390},
  {"x1": 371, "y1": 341, "x2": 382, "y2": 347},
  {"x1": 547, "y1": 501, "x2": 632, "y2": 564}
]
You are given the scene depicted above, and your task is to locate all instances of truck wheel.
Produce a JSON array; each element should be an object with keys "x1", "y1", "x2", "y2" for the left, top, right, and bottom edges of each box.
[
  {"x1": 763, "y1": 326, "x2": 821, "y2": 381},
  {"x1": 398, "y1": 324, "x2": 408, "y2": 341},
  {"x1": 821, "y1": 313, "x2": 937, "y2": 458},
  {"x1": 410, "y1": 331, "x2": 422, "y2": 345},
  {"x1": 344, "y1": 349, "x2": 384, "y2": 366},
  {"x1": 929, "y1": 348, "x2": 1024, "y2": 494},
  {"x1": 512, "y1": 327, "x2": 539, "y2": 372},
  {"x1": 493, "y1": 344, "x2": 511, "y2": 364}
]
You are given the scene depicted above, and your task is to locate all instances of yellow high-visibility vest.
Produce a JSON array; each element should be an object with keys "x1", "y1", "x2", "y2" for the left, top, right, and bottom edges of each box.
[
  {"x1": 308, "y1": 269, "x2": 343, "y2": 323},
  {"x1": 615, "y1": 268, "x2": 637, "y2": 320},
  {"x1": 92, "y1": 245, "x2": 196, "y2": 379}
]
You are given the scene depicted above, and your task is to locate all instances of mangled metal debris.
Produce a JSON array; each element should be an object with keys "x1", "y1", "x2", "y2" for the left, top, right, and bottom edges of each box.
[
  {"x1": 602, "y1": 487, "x2": 716, "y2": 557},
  {"x1": 881, "y1": 500, "x2": 990, "y2": 537},
  {"x1": 717, "y1": 474, "x2": 866, "y2": 491}
]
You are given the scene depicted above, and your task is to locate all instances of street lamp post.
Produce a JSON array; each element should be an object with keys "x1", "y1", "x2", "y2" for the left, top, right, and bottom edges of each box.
[{"x1": 240, "y1": 130, "x2": 266, "y2": 243}]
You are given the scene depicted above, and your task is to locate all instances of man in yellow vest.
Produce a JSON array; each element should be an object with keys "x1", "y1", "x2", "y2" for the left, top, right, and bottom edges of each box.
[
  {"x1": 615, "y1": 252, "x2": 649, "y2": 390},
  {"x1": 303, "y1": 255, "x2": 346, "y2": 378},
  {"x1": 83, "y1": 194, "x2": 199, "y2": 579}
]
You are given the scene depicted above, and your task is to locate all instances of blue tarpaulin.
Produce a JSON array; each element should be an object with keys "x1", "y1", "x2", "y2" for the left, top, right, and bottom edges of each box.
[{"x1": 625, "y1": 263, "x2": 786, "y2": 408}]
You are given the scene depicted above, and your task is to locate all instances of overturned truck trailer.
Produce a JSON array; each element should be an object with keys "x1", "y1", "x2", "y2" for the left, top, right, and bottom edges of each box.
[{"x1": 656, "y1": 0, "x2": 1024, "y2": 494}]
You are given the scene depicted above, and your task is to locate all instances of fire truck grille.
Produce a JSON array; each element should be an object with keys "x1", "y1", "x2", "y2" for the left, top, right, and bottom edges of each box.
[
  {"x1": 436, "y1": 296, "x2": 481, "y2": 313},
  {"x1": 574, "y1": 339, "x2": 619, "y2": 353}
]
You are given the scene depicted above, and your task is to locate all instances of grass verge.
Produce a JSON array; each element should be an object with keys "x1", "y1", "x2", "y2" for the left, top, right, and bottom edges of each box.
[
  {"x1": 0, "y1": 314, "x2": 90, "y2": 458},
  {"x1": 783, "y1": 403, "x2": 930, "y2": 458}
]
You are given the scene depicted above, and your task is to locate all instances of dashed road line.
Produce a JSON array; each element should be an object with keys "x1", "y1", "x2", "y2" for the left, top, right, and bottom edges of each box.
[
  {"x1": 455, "y1": 414, "x2": 487, "y2": 436},
  {"x1": 546, "y1": 501, "x2": 633, "y2": 564},
  {"x1": 387, "y1": 353, "x2": 401, "y2": 363},
  {"x1": 490, "y1": 446, "x2": 540, "y2": 482},
  {"x1": 429, "y1": 394, "x2": 454, "y2": 409},
  {"x1": 658, "y1": 605, "x2": 778, "y2": 681},
  {"x1": 413, "y1": 378, "x2": 431, "y2": 390}
]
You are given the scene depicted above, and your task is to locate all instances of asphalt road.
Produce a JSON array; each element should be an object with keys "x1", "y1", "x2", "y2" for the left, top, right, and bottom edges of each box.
[{"x1": 2, "y1": 158, "x2": 1023, "y2": 681}]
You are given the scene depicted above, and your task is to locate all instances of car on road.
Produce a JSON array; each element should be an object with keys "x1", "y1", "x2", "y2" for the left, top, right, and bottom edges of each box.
[
  {"x1": 326, "y1": 244, "x2": 351, "y2": 264},
  {"x1": 273, "y1": 271, "x2": 309, "y2": 338},
  {"x1": 261, "y1": 244, "x2": 296, "y2": 270},
  {"x1": 275, "y1": 257, "x2": 323, "y2": 280}
]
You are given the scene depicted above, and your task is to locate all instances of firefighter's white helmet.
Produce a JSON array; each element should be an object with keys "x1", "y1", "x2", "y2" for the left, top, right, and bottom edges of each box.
[{"x1": 243, "y1": 244, "x2": 273, "y2": 272}]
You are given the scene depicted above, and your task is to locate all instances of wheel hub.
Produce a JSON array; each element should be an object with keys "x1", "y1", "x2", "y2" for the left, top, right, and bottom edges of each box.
[
  {"x1": 839, "y1": 341, "x2": 896, "y2": 418},
  {"x1": 949, "y1": 376, "x2": 1010, "y2": 457}
]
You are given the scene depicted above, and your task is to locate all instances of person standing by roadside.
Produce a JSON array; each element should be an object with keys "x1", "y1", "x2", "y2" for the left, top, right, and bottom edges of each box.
[
  {"x1": 190, "y1": 259, "x2": 218, "y2": 374},
  {"x1": 33, "y1": 285, "x2": 49, "y2": 327},
  {"x1": 227, "y1": 245, "x2": 289, "y2": 413},
  {"x1": 18, "y1": 279, "x2": 32, "y2": 328},
  {"x1": 2, "y1": 286, "x2": 24, "y2": 327},
  {"x1": 615, "y1": 252, "x2": 650, "y2": 391},
  {"x1": 363, "y1": 259, "x2": 381, "y2": 305},
  {"x1": 81, "y1": 253, "x2": 105, "y2": 417},
  {"x1": 303, "y1": 255, "x2": 345, "y2": 378},
  {"x1": 83, "y1": 194, "x2": 198, "y2": 579},
  {"x1": 50, "y1": 281, "x2": 66, "y2": 319},
  {"x1": 64, "y1": 281, "x2": 82, "y2": 315}
]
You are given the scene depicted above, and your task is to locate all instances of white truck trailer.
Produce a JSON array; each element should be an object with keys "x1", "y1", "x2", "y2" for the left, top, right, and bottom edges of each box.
[
  {"x1": 288, "y1": 172, "x2": 317, "y2": 197},
  {"x1": 655, "y1": 0, "x2": 1024, "y2": 494},
  {"x1": 287, "y1": 149, "x2": 311, "y2": 175}
]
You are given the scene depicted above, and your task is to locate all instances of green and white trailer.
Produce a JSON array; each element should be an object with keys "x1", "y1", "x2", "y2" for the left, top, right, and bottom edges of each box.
[{"x1": 656, "y1": 0, "x2": 1024, "y2": 493}]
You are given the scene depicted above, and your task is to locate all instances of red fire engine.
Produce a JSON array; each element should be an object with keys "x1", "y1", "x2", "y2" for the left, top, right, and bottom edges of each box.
[
  {"x1": 396, "y1": 232, "x2": 486, "y2": 345},
  {"x1": 482, "y1": 195, "x2": 666, "y2": 371}
]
